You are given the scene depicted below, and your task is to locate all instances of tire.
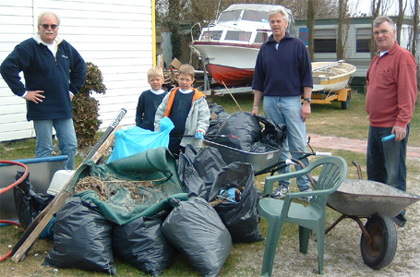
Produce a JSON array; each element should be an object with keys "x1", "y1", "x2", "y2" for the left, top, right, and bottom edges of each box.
[
  {"x1": 360, "y1": 215, "x2": 398, "y2": 269},
  {"x1": 341, "y1": 94, "x2": 350, "y2": 109}
]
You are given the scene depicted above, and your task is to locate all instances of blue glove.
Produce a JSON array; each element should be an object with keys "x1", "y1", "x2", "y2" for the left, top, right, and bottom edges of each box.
[{"x1": 195, "y1": 131, "x2": 204, "y2": 140}]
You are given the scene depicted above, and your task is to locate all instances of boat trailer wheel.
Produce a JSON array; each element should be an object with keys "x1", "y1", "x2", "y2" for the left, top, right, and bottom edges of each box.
[{"x1": 360, "y1": 215, "x2": 398, "y2": 269}]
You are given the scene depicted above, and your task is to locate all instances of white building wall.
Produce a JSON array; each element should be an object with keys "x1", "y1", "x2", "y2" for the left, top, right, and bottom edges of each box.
[{"x1": 0, "y1": 0, "x2": 154, "y2": 142}]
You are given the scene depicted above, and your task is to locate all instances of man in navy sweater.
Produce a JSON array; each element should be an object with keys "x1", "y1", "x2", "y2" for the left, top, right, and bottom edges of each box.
[
  {"x1": 251, "y1": 7, "x2": 313, "y2": 200},
  {"x1": 1, "y1": 12, "x2": 86, "y2": 170}
]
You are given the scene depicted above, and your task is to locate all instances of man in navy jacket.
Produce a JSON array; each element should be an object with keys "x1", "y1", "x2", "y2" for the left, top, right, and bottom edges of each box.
[
  {"x1": 251, "y1": 7, "x2": 313, "y2": 200},
  {"x1": 1, "y1": 12, "x2": 86, "y2": 170}
]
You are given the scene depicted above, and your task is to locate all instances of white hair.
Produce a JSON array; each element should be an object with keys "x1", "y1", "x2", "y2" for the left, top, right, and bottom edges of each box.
[
  {"x1": 269, "y1": 7, "x2": 289, "y2": 22},
  {"x1": 37, "y1": 12, "x2": 60, "y2": 26}
]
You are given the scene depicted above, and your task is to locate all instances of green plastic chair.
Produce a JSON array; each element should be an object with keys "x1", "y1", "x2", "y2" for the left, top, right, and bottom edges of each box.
[{"x1": 257, "y1": 156, "x2": 347, "y2": 276}]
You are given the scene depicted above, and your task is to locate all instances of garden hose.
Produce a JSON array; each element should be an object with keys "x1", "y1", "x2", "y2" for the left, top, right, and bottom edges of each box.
[{"x1": 0, "y1": 160, "x2": 29, "y2": 262}]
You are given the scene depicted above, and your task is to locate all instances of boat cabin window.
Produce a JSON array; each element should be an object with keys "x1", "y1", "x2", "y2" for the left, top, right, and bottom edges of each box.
[
  {"x1": 225, "y1": 31, "x2": 252, "y2": 42},
  {"x1": 242, "y1": 10, "x2": 269, "y2": 23},
  {"x1": 200, "y1": 30, "x2": 223, "y2": 41},
  {"x1": 255, "y1": 31, "x2": 269, "y2": 43},
  {"x1": 218, "y1": 10, "x2": 242, "y2": 22},
  {"x1": 314, "y1": 29, "x2": 336, "y2": 53},
  {"x1": 356, "y1": 28, "x2": 371, "y2": 53}
]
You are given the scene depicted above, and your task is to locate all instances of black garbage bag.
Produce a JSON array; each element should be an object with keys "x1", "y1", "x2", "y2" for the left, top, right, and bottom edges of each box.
[
  {"x1": 162, "y1": 197, "x2": 232, "y2": 277},
  {"x1": 177, "y1": 146, "x2": 207, "y2": 198},
  {"x1": 43, "y1": 197, "x2": 116, "y2": 275},
  {"x1": 207, "y1": 103, "x2": 231, "y2": 136},
  {"x1": 113, "y1": 211, "x2": 175, "y2": 276},
  {"x1": 255, "y1": 115, "x2": 287, "y2": 148},
  {"x1": 208, "y1": 162, "x2": 264, "y2": 243},
  {"x1": 249, "y1": 141, "x2": 279, "y2": 153},
  {"x1": 13, "y1": 171, "x2": 53, "y2": 230},
  {"x1": 213, "y1": 111, "x2": 261, "y2": 151},
  {"x1": 179, "y1": 145, "x2": 226, "y2": 199}
]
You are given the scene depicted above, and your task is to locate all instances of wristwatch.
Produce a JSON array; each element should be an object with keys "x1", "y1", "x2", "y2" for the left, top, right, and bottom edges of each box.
[{"x1": 304, "y1": 98, "x2": 311, "y2": 103}]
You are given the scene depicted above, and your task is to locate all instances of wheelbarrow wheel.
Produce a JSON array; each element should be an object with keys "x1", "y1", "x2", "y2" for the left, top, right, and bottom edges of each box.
[{"x1": 360, "y1": 215, "x2": 397, "y2": 269}]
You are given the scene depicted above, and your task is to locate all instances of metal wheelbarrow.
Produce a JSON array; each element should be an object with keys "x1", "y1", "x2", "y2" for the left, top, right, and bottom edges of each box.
[{"x1": 327, "y1": 178, "x2": 420, "y2": 270}]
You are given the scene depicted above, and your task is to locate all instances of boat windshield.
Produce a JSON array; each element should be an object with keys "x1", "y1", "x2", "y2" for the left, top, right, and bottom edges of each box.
[
  {"x1": 225, "y1": 31, "x2": 252, "y2": 42},
  {"x1": 200, "y1": 30, "x2": 223, "y2": 41},
  {"x1": 242, "y1": 10, "x2": 269, "y2": 23},
  {"x1": 218, "y1": 10, "x2": 242, "y2": 22}
]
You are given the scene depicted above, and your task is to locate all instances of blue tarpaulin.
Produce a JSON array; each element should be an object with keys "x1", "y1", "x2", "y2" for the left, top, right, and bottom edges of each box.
[{"x1": 107, "y1": 117, "x2": 174, "y2": 163}]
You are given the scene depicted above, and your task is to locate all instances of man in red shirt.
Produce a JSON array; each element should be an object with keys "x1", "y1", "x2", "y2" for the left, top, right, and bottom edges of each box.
[{"x1": 366, "y1": 16, "x2": 417, "y2": 228}]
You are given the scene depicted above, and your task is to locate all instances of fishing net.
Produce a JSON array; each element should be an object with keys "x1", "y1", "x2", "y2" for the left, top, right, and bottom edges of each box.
[{"x1": 68, "y1": 147, "x2": 186, "y2": 225}]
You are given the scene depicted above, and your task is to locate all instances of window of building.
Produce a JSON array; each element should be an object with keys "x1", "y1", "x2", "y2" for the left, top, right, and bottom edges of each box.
[
  {"x1": 356, "y1": 28, "x2": 371, "y2": 52},
  {"x1": 314, "y1": 29, "x2": 337, "y2": 53}
]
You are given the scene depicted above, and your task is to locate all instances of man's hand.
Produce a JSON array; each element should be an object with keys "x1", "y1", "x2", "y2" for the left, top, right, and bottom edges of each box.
[
  {"x1": 300, "y1": 101, "x2": 311, "y2": 121},
  {"x1": 392, "y1": 125, "x2": 407, "y2": 141},
  {"x1": 24, "y1": 90, "x2": 45, "y2": 103},
  {"x1": 251, "y1": 107, "x2": 259, "y2": 116}
]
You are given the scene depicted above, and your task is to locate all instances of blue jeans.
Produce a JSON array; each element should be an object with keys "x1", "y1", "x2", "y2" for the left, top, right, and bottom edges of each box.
[
  {"x1": 263, "y1": 96, "x2": 310, "y2": 191},
  {"x1": 33, "y1": 119, "x2": 78, "y2": 170},
  {"x1": 367, "y1": 125, "x2": 409, "y2": 221}
]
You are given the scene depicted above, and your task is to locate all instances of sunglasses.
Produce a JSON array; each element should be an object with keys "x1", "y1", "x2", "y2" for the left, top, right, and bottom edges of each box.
[{"x1": 41, "y1": 24, "x2": 58, "y2": 30}]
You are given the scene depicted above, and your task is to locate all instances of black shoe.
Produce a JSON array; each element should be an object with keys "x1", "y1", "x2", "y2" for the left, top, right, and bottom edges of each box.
[{"x1": 391, "y1": 215, "x2": 406, "y2": 228}]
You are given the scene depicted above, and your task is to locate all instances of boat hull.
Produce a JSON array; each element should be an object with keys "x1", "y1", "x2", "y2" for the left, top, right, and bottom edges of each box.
[
  {"x1": 312, "y1": 62, "x2": 357, "y2": 92},
  {"x1": 206, "y1": 64, "x2": 254, "y2": 86},
  {"x1": 193, "y1": 42, "x2": 259, "y2": 86}
]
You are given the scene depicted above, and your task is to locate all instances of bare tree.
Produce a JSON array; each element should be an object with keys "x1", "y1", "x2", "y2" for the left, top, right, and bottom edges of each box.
[
  {"x1": 336, "y1": 0, "x2": 350, "y2": 60},
  {"x1": 396, "y1": 0, "x2": 407, "y2": 44},
  {"x1": 370, "y1": 0, "x2": 382, "y2": 58},
  {"x1": 307, "y1": 0, "x2": 315, "y2": 60},
  {"x1": 412, "y1": 0, "x2": 420, "y2": 90},
  {"x1": 411, "y1": 0, "x2": 419, "y2": 59}
]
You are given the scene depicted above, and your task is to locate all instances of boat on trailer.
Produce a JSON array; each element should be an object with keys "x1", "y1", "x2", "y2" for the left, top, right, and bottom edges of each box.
[
  {"x1": 191, "y1": 4, "x2": 295, "y2": 87},
  {"x1": 312, "y1": 60, "x2": 356, "y2": 92},
  {"x1": 311, "y1": 60, "x2": 357, "y2": 109}
]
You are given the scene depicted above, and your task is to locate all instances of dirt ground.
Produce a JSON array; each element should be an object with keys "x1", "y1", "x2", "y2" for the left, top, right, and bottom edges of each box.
[
  {"x1": 253, "y1": 134, "x2": 420, "y2": 276},
  {"x1": 259, "y1": 175, "x2": 420, "y2": 277}
]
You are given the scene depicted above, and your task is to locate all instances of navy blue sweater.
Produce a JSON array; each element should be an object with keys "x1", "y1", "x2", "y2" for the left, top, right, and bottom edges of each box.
[
  {"x1": 135, "y1": 89, "x2": 167, "y2": 131},
  {"x1": 1, "y1": 38, "x2": 86, "y2": 121},
  {"x1": 252, "y1": 32, "x2": 313, "y2": 97}
]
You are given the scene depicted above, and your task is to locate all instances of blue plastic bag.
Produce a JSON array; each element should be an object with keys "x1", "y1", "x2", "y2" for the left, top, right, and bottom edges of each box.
[{"x1": 107, "y1": 117, "x2": 174, "y2": 163}]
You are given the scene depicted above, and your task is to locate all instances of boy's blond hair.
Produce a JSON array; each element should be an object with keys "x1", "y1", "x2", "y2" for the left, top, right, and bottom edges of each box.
[
  {"x1": 178, "y1": 64, "x2": 195, "y2": 79},
  {"x1": 147, "y1": 66, "x2": 164, "y2": 79}
]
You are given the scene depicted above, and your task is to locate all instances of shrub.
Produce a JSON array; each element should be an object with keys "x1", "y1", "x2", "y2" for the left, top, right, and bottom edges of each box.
[{"x1": 72, "y1": 62, "x2": 106, "y2": 149}]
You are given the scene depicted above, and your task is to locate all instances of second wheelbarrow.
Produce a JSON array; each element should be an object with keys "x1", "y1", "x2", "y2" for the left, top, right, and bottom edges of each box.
[{"x1": 327, "y1": 179, "x2": 420, "y2": 270}]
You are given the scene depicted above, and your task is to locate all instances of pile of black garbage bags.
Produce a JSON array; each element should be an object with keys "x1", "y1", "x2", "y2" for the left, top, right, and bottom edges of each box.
[
  {"x1": 41, "y1": 149, "x2": 264, "y2": 276},
  {"x1": 17, "y1": 103, "x2": 286, "y2": 276}
]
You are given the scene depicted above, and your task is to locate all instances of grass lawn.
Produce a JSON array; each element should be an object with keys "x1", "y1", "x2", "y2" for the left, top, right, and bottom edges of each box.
[{"x1": 0, "y1": 90, "x2": 419, "y2": 276}]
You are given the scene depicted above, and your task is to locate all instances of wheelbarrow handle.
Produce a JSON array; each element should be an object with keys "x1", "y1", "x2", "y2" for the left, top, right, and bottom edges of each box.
[{"x1": 172, "y1": 134, "x2": 239, "y2": 139}]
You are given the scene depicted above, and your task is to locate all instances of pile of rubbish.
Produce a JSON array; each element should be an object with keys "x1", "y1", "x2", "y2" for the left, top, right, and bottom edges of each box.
[{"x1": 13, "y1": 105, "x2": 288, "y2": 276}]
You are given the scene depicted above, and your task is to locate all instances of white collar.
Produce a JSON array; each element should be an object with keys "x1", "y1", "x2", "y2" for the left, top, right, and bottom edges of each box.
[{"x1": 32, "y1": 34, "x2": 63, "y2": 45}]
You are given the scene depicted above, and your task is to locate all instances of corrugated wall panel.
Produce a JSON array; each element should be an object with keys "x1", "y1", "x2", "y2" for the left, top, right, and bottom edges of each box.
[{"x1": 0, "y1": 0, "x2": 153, "y2": 142}]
